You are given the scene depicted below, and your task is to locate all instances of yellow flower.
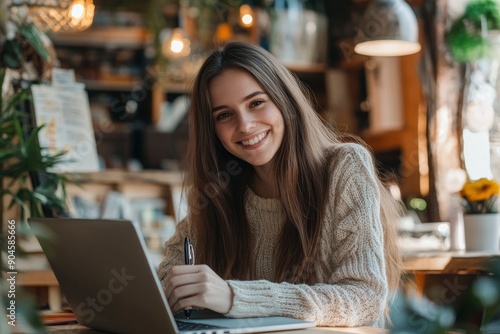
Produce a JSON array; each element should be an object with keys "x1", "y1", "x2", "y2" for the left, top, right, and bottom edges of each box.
[{"x1": 460, "y1": 178, "x2": 500, "y2": 202}]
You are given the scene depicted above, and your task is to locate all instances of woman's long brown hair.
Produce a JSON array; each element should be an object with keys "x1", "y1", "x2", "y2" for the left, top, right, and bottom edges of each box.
[{"x1": 185, "y1": 42, "x2": 402, "y2": 292}]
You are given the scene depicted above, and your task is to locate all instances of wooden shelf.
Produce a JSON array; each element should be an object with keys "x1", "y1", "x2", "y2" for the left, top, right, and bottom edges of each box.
[
  {"x1": 84, "y1": 80, "x2": 142, "y2": 91},
  {"x1": 162, "y1": 82, "x2": 191, "y2": 94},
  {"x1": 49, "y1": 27, "x2": 150, "y2": 48},
  {"x1": 361, "y1": 129, "x2": 404, "y2": 153},
  {"x1": 286, "y1": 63, "x2": 327, "y2": 74},
  {"x1": 65, "y1": 170, "x2": 184, "y2": 187},
  {"x1": 18, "y1": 270, "x2": 58, "y2": 287}
]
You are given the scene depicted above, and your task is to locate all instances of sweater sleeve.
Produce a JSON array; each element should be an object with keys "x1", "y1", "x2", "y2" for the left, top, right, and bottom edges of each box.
[
  {"x1": 157, "y1": 218, "x2": 191, "y2": 287},
  {"x1": 225, "y1": 144, "x2": 388, "y2": 327}
]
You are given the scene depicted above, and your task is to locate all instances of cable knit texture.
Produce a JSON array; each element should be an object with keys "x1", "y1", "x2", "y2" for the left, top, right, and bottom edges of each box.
[{"x1": 157, "y1": 143, "x2": 388, "y2": 328}]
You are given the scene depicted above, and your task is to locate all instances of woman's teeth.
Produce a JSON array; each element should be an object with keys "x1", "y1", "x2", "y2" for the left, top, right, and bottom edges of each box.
[{"x1": 242, "y1": 132, "x2": 267, "y2": 146}]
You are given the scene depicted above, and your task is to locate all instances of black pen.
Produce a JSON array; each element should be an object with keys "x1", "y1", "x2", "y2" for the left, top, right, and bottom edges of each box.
[{"x1": 184, "y1": 237, "x2": 195, "y2": 319}]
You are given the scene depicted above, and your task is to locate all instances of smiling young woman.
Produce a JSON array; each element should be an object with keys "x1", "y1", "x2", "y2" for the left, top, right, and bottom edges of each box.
[
  {"x1": 158, "y1": 41, "x2": 403, "y2": 328},
  {"x1": 209, "y1": 68, "x2": 285, "y2": 197}
]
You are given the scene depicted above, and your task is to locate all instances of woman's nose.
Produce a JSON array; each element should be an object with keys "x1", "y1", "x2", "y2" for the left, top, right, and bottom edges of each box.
[{"x1": 236, "y1": 111, "x2": 255, "y2": 133}]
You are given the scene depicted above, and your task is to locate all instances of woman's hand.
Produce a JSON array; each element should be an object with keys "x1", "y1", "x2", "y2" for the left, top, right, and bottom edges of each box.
[{"x1": 164, "y1": 264, "x2": 234, "y2": 314}]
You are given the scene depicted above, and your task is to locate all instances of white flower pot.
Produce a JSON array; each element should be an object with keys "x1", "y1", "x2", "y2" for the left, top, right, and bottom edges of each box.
[{"x1": 463, "y1": 213, "x2": 500, "y2": 252}]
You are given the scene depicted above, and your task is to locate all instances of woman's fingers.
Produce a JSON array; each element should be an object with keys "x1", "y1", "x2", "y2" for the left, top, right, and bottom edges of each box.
[
  {"x1": 169, "y1": 282, "x2": 209, "y2": 313},
  {"x1": 164, "y1": 267, "x2": 202, "y2": 300},
  {"x1": 165, "y1": 265, "x2": 233, "y2": 314}
]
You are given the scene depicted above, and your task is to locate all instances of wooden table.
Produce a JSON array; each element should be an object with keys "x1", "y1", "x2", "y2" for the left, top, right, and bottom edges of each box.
[
  {"x1": 402, "y1": 250, "x2": 500, "y2": 294},
  {"x1": 12, "y1": 324, "x2": 388, "y2": 334},
  {"x1": 20, "y1": 250, "x2": 499, "y2": 333}
]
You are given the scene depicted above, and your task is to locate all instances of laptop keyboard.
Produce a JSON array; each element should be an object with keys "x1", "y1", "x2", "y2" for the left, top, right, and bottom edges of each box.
[{"x1": 176, "y1": 320, "x2": 227, "y2": 333}]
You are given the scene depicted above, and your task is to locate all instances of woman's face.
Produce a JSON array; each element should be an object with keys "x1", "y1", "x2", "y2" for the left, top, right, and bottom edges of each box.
[{"x1": 209, "y1": 69, "x2": 285, "y2": 168}]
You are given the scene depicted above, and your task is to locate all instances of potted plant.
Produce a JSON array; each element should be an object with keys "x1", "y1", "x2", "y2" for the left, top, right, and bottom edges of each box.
[
  {"x1": 447, "y1": 0, "x2": 500, "y2": 63},
  {"x1": 459, "y1": 178, "x2": 500, "y2": 251},
  {"x1": 1, "y1": 17, "x2": 71, "y2": 333}
]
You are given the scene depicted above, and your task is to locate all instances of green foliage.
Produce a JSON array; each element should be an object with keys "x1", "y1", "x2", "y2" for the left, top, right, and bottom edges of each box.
[
  {"x1": 0, "y1": 20, "x2": 48, "y2": 71},
  {"x1": 1, "y1": 290, "x2": 47, "y2": 334},
  {"x1": 447, "y1": 0, "x2": 500, "y2": 63},
  {"x1": 390, "y1": 291, "x2": 453, "y2": 333},
  {"x1": 0, "y1": 69, "x2": 71, "y2": 332},
  {"x1": 0, "y1": 18, "x2": 71, "y2": 332},
  {"x1": 0, "y1": 71, "x2": 69, "y2": 224}
]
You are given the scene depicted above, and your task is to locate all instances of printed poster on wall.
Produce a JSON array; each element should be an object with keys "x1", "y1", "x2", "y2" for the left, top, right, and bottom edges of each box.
[{"x1": 31, "y1": 68, "x2": 100, "y2": 172}]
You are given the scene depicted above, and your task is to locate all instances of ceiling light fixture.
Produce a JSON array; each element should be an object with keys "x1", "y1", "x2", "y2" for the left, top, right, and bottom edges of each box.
[
  {"x1": 7, "y1": 0, "x2": 94, "y2": 32},
  {"x1": 354, "y1": 0, "x2": 421, "y2": 57}
]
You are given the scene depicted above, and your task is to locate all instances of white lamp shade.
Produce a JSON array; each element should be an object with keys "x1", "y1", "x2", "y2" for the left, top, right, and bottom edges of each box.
[{"x1": 354, "y1": 0, "x2": 421, "y2": 56}]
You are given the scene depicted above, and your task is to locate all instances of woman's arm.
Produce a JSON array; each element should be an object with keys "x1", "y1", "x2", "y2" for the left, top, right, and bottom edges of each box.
[{"x1": 225, "y1": 144, "x2": 388, "y2": 327}]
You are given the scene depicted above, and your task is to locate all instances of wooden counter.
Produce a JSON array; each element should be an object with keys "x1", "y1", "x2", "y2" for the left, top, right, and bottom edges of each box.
[
  {"x1": 402, "y1": 250, "x2": 500, "y2": 295},
  {"x1": 13, "y1": 324, "x2": 388, "y2": 334}
]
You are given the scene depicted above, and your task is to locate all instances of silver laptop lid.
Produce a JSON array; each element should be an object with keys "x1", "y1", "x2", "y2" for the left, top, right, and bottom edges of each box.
[{"x1": 28, "y1": 218, "x2": 179, "y2": 334}]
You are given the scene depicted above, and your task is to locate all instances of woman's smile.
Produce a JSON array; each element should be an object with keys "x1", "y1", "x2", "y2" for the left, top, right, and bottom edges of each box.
[{"x1": 240, "y1": 131, "x2": 269, "y2": 147}]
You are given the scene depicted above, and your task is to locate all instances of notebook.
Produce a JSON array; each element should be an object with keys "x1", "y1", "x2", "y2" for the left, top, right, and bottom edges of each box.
[{"x1": 28, "y1": 218, "x2": 316, "y2": 334}]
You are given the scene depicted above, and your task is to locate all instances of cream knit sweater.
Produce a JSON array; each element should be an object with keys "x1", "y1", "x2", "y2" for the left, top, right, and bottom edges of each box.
[{"x1": 158, "y1": 143, "x2": 388, "y2": 327}]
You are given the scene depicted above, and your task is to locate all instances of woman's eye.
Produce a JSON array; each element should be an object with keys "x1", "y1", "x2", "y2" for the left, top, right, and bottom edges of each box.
[
  {"x1": 250, "y1": 100, "x2": 264, "y2": 108},
  {"x1": 216, "y1": 112, "x2": 231, "y2": 121}
]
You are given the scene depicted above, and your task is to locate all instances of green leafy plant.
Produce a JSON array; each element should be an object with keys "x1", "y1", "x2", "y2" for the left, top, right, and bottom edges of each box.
[
  {"x1": 0, "y1": 71, "x2": 72, "y2": 333},
  {"x1": 1, "y1": 19, "x2": 52, "y2": 79},
  {"x1": 1, "y1": 18, "x2": 71, "y2": 333},
  {"x1": 447, "y1": 0, "x2": 500, "y2": 63},
  {"x1": 0, "y1": 71, "x2": 70, "y2": 223}
]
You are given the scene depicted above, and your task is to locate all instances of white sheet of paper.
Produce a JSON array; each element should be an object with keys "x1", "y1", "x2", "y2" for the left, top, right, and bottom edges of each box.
[
  {"x1": 31, "y1": 83, "x2": 100, "y2": 173},
  {"x1": 51, "y1": 68, "x2": 76, "y2": 86}
]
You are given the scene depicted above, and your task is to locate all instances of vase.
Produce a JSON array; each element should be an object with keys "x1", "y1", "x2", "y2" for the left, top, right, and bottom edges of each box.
[
  {"x1": 269, "y1": 0, "x2": 327, "y2": 66},
  {"x1": 463, "y1": 213, "x2": 500, "y2": 252}
]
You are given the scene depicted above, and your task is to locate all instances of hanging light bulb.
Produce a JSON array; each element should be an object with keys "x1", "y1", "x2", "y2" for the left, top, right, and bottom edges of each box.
[
  {"x1": 239, "y1": 4, "x2": 254, "y2": 28},
  {"x1": 70, "y1": 1, "x2": 85, "y2": 19},
  {"x1": 162, "y1": 28, "x2": 191, "y2": 58},
  {"x1": 67, "y1": 0, "x2": 94, "y2": 31}
]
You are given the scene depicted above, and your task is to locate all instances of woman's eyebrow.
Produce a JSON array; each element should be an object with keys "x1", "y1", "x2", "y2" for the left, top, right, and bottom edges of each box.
[{"x1": 211, "y1": 91, "x2": 266, "y2": 113}]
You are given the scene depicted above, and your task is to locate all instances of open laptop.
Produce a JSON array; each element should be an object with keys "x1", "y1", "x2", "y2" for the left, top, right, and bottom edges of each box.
[{"x1": 28, "y1": 218, "x2": 316, "y2": 334}]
